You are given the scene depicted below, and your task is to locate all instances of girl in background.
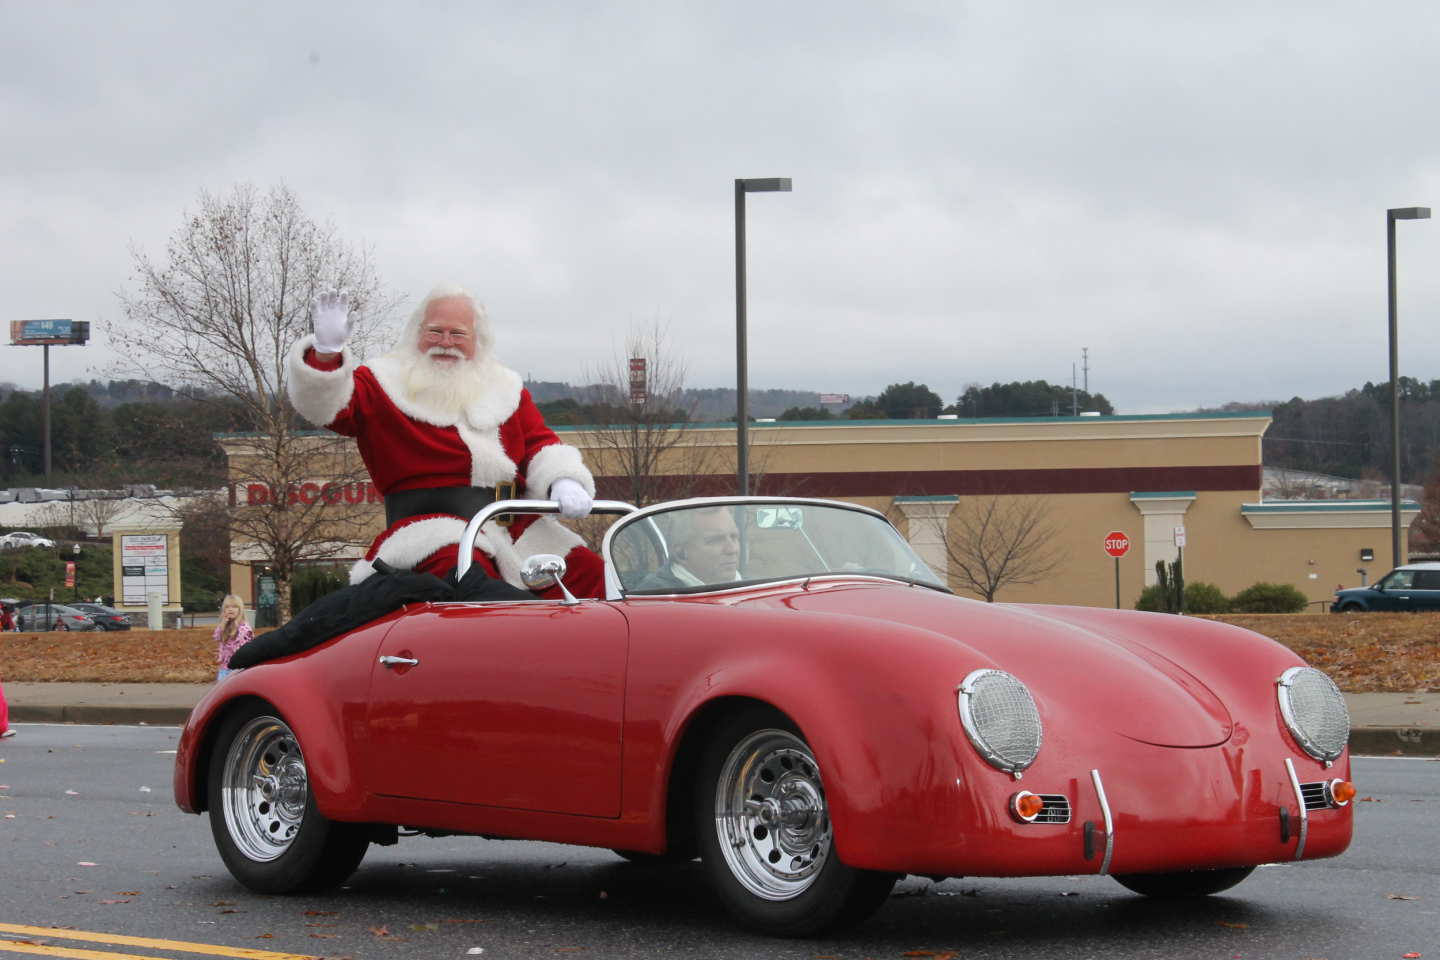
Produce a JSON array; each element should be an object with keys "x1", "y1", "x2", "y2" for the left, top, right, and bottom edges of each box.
[
  {"x1": 214, "y1": 594, "x2": 253, "y2": 681},
  {"x1": 0, "y1": 603, "x2": 14, "y2": 736},
  {"x1": 0, "y1": 679, "x2": 12, "y2": 738}
]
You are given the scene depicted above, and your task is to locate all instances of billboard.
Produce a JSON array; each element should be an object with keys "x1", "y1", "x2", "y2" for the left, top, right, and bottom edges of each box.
[
  {"x1": 10, "y1": 319, "x2": 90, "y2": 346},
  {"x1": 628, "y1": 357, "x2": 647, "y2": 404}
]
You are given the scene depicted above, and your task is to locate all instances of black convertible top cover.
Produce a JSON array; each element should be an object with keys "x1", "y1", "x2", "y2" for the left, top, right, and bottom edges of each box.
[{"x1": 228, "y1": 560, "x2": 535, "y2": 670}]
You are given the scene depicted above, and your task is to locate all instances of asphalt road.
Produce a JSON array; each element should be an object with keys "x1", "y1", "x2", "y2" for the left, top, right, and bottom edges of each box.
[{"x1": 0, "y1": 724, "x2": 1434, "y2": 960}]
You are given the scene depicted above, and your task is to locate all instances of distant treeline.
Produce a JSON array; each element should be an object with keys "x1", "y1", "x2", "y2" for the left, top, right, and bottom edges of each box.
[
  {"x1": 0, "y1": 380, "x2": 241, "y2": 487},
  {"x1": 1200, "y1": 377, "x2": 1440, "y2": 483},
  {"x1": 532, "y1": 379, "x2": 1114, "y2": 424},
  {"x1": 30, "y1": 375, "x2": 1440, "y2": 493}
]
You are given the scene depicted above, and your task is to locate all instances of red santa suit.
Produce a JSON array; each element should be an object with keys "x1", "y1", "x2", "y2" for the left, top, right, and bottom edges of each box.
[{"x1": 287, "y1": 333, "x2": 602, "y2": 597}]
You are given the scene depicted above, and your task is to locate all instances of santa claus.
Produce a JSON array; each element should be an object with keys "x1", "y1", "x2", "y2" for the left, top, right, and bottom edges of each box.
[{"x1": 287, "y1": 286, "x2": 603, "y2": 596}]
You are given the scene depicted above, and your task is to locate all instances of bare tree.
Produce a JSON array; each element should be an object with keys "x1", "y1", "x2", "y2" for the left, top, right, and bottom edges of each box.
[
  {"x1": 579, "y1": 323, "x2": 731, "y2": 507},
  {"x1": 1266, "y1": 465, "x2": 1321, "y2": 500},
  {"x1": 79, "y1": 496, "x2": 126, "y2": 539},
  {"x1": 111, "y1": 183, "x2": 397, "y2": 619},
  {"x1": 1412, "y1": 466, "x2": 1440, "y2": 557},
  {"x1": 932, "y1": 495, "x2": 1066, "y2": 602}
]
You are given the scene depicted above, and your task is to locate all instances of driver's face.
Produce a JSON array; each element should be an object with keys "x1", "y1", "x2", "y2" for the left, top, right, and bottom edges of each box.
[{"x1": 679, "y1": 510, "x2": 740, "y2": 582}]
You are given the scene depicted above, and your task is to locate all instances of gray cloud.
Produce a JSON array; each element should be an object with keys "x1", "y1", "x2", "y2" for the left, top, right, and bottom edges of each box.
[{"x1": 3, "y1": 1, "x2": 1439, "y2": 413}]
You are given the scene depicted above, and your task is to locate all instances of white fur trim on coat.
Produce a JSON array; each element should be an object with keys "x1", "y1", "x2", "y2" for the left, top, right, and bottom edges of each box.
[
  {"x1": 490, "y1": 517, "x2": 587, "y2": 587},
  {"x1": 287, "y1": 334, "x2": 357, "y2": 429},
  {"x1": 523, "y1": 443, "x2": 595, "y2": 500},
  {"x1": 348, "y1": 515, "x2": 500, "y2": 585},
  {"x1": 456, "y1": 421, "x2": 520, "y2": 487}
]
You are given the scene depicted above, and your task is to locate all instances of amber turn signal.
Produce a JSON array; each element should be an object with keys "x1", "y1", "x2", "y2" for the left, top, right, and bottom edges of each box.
[
  {"x1": 1011, "y1": 791, "x2": 1045, "y2": 822},
  {"x1": 1328, "y1": 779, "x2": 1356, "y2": 807}
]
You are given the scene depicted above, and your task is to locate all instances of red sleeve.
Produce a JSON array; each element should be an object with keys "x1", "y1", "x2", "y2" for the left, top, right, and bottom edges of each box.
[
  {"x1": 509, "y1": 389, "x2": 562, "y2": 471},
  {"x1": 304, "y1": 347, "x2": 343, "y2": 371}
]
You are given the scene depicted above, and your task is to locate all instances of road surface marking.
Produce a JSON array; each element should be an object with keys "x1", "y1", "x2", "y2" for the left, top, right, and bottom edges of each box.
[{"x1": 0, "y1": 924, "x2": 316, "y2": 960}]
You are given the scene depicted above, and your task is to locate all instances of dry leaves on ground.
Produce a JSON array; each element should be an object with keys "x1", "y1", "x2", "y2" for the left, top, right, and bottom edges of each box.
[{"x1": 0, "y1": 613, "x2": 1436, "y2": 691}]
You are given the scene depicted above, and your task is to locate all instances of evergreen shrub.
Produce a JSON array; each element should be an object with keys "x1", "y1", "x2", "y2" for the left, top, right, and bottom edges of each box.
[{"x1": 1230, "y1": 582, "x2": 1308, "y2": 613}]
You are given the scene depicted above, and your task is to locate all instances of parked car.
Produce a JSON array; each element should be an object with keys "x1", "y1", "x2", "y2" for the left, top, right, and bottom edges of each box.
[
  {"x1": 69, "y1": 602, "x2": 133, "y2": 631},
  {"x1": 1331, "y1": 561, "x2": 1440, "y2": 612},
  {"x1": 174, "y1": 497, "x2": 1355, "y2": 937},
  {"x1": 16, "y1": 602, "x2": 97, "y2": 631},
  {"x1": 0, "y1": 531, "x2": 56, "y2": 550}
]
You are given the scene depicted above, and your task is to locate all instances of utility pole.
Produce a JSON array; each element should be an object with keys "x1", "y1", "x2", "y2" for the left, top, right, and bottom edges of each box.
[{"x1": 1082, "y1": 347, "x2": 1089, "y2": 394}]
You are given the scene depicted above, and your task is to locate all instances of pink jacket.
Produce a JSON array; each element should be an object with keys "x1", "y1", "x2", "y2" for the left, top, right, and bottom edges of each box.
[{"x1": 215, "y1": 620, "x2": 254, "y2": 669}]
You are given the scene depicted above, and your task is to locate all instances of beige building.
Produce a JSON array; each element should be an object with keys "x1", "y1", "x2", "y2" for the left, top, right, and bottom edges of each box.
[{"x1": 221, "y1": 410, "x2": 1419, "y2": 610}]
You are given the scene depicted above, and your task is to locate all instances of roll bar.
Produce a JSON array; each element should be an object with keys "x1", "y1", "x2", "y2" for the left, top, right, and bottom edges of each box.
[{"x1": 455, "y1": 499, "x2": 638, "y2": 580}]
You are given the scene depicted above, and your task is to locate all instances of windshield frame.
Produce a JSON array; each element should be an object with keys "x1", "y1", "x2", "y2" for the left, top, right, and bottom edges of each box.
[{"x1": 600, "y1": 495, "x2": 950, "y2": 600}]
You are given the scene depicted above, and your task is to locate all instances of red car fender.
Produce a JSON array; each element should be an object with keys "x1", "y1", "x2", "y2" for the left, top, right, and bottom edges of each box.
[
  {"x1": 174, "y1": 624, "x2": 391, "y2": 818},
  {"x1": 619, "y1": 600, "x2": 991, "y2": 863}
]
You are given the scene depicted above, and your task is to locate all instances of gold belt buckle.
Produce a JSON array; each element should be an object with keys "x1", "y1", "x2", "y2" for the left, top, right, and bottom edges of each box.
[{"x1": 493, "y1": 481, "x2": 517, "y2": 526}]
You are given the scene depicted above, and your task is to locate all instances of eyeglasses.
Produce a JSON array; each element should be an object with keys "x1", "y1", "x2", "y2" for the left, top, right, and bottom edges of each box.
[{"x1": 422, "y1": 327, "x2": 471, "y2": 344}]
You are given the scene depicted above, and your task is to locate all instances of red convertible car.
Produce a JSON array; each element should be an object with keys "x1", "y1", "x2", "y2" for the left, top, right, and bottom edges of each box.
[{"x1": 174, "y1": 497, "x2": 1354, "y2": 937}]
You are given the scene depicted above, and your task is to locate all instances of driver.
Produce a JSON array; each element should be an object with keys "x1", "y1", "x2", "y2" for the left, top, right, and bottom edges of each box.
[
  {"x1": 639, "y1": 507, "x2": 742, "y2": 589},
  {"x1": 287, "y1": 286, "x2": 603, "y2": 598}
]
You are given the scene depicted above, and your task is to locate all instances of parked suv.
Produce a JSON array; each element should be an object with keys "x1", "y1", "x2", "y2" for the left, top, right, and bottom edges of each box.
[{"x1": 1331, "y1": 561, "x2": 1440, "y2": 612}]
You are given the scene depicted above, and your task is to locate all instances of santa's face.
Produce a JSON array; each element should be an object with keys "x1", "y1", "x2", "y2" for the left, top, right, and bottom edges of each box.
[{"x1": 417, "y1": 297, "x2": 477, "y2": 364}]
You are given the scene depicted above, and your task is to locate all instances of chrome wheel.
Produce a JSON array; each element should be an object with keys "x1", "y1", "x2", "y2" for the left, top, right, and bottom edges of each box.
[
  {"x1": 713, "y1": 728, "x2": 832, "y2": 901},
  {"x1": 220, "y1": 715, "x2": 309, "y2": 862}
]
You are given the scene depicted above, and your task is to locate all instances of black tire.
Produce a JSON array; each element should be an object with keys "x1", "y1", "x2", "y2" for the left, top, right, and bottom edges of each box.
[
  {"x1": 695, "y1": 705, "x2": 896, "y2": 937},
  {"x1": 206, "y1": 702, "x2": 369, "y2": 893},
  {"x1": 1338, "y1": 603, "x2": 1364, "y2": 613},
  {"x1": 1113, "y1": 866, "x2": 1255, "y2": 898}
]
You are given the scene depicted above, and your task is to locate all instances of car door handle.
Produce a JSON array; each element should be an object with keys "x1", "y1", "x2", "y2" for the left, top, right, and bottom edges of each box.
[{"x1": 378, "y1": 655, "x2": 419, "y2": 667}]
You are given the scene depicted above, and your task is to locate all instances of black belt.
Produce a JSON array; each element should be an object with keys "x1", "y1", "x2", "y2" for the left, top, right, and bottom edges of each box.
[{"x1": 384, "y1": 483, "x2": 516, "y2": 527}]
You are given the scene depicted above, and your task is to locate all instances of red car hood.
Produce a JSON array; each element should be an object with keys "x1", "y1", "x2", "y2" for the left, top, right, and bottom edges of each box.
[{"x1": 760, "y1": 582, "x2": 1233, "y2": 748}]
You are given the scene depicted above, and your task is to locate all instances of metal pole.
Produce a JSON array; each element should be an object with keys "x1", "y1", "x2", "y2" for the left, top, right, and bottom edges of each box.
[
  {"x1": 42, "y1": 343, "x2": 52, "y2": 478},
  {"x1": 1387, "y1": 213, "x2": 1402, "y2": 568},
  {"x1": 1176, "y1": 545, "x2": 1184, "y2": 615},
  {"x1": 735, "y1": 180, "x2": 748, "y2": 495},
  {"x1": 1114, "y1": 557, "x2": 1120, "y2": 609}
]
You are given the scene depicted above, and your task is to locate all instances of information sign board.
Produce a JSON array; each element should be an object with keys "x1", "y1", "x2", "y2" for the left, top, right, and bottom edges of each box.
[{"x1": 120, "y1": 534, "x2": 169, "y2": 605}]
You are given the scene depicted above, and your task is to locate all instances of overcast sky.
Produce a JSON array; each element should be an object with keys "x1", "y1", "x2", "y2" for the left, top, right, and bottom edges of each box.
[{"x1": 4, "y1": 1, "x2": 1439, "y2": 414}]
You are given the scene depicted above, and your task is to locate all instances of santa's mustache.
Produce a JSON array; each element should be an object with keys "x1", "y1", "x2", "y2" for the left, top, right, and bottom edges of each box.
[{"x1": 425, "y1": 346, "x2": 466, "y2": 361}]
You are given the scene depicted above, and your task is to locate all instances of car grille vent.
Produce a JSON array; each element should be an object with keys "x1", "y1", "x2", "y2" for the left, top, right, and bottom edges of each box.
[
  {"x1": 1034, "y1": 794, "x2": 1071, "y2": 823},
  {"x1": 1300, "y1": 781, "x2": 1330, "y2": 810}
]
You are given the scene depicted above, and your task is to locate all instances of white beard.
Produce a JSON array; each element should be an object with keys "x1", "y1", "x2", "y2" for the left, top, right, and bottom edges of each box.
[{"x1": 402, "y1": 348, "x2": 490, "y2": 420}]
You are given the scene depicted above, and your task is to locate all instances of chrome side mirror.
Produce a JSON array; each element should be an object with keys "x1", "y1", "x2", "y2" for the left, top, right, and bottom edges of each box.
[{"x1": 520, "y1": 554, "x2": 579, "y2": 605}]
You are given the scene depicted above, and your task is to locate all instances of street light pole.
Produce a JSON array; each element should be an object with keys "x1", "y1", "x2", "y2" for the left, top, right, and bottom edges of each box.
[
  {"x1": 734, "y1": 177, "x2": 792, "y2": 495},
  {"x1": 1386, "y1": 205, "x2": 1430, "y2": 568}
]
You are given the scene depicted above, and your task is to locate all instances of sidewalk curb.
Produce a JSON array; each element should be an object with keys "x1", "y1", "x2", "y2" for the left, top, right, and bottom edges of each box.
[
  {"x1": 1349, "y1": 726, "x2": 1437, "y2": 758},
  {"x1": 11, "y1": 704, "x2": 197, "y2": 726}
]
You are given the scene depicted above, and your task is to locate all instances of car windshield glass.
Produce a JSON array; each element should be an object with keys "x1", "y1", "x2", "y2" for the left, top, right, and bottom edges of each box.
[
  {"x1": 1382, "y1": 570, "x2": 1414, "y2": 589},
  {"x1": 608, "y1": 500, "x2": 947, "y2": 594}
]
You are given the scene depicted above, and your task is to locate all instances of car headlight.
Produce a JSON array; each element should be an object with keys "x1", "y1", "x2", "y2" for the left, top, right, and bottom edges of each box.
[
  {"x1": 958, "y1": 669, "x2": 1042, "y2": 776},
  {"x1": 1276, "y1": 666, "x2": 1350, "y2": 763}
]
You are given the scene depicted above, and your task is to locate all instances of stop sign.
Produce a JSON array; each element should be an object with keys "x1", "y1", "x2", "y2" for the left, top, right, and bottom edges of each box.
[{"x1": 1103, "y1": 531, "x2": 1130, "y2": 558}]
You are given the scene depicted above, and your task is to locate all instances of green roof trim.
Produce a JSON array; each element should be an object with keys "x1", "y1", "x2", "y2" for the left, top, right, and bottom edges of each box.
[
  {"x1": 549, "y1": 410, "x2": 1273, "y2": 431},
  {"x1": 1242, "y1": 500, "x2": 1422, "y2": 513},
  {"x1": 893, "y1": 495, "x2": 961, "y2": 503},
  {"x1": 215, "y1": 408, "x2": 1273, "y2": 439},
  {"x1": 1130, "y1": 491, "x2": 1197, "y2": 500}
]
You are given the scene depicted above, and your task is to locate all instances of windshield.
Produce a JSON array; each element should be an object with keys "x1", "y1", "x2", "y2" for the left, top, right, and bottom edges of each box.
[{"x1": 606, "y1": 499, "x2": 947, "y2": 594}]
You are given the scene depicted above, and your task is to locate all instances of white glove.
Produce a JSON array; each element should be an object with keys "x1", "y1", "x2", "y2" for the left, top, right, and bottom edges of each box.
[
  {"x1": 550, "y1": 477, "x2": 593, "y2": 519},
  {"x1": 311, "y1": 291, "x2": 351, "y2": 354}
]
